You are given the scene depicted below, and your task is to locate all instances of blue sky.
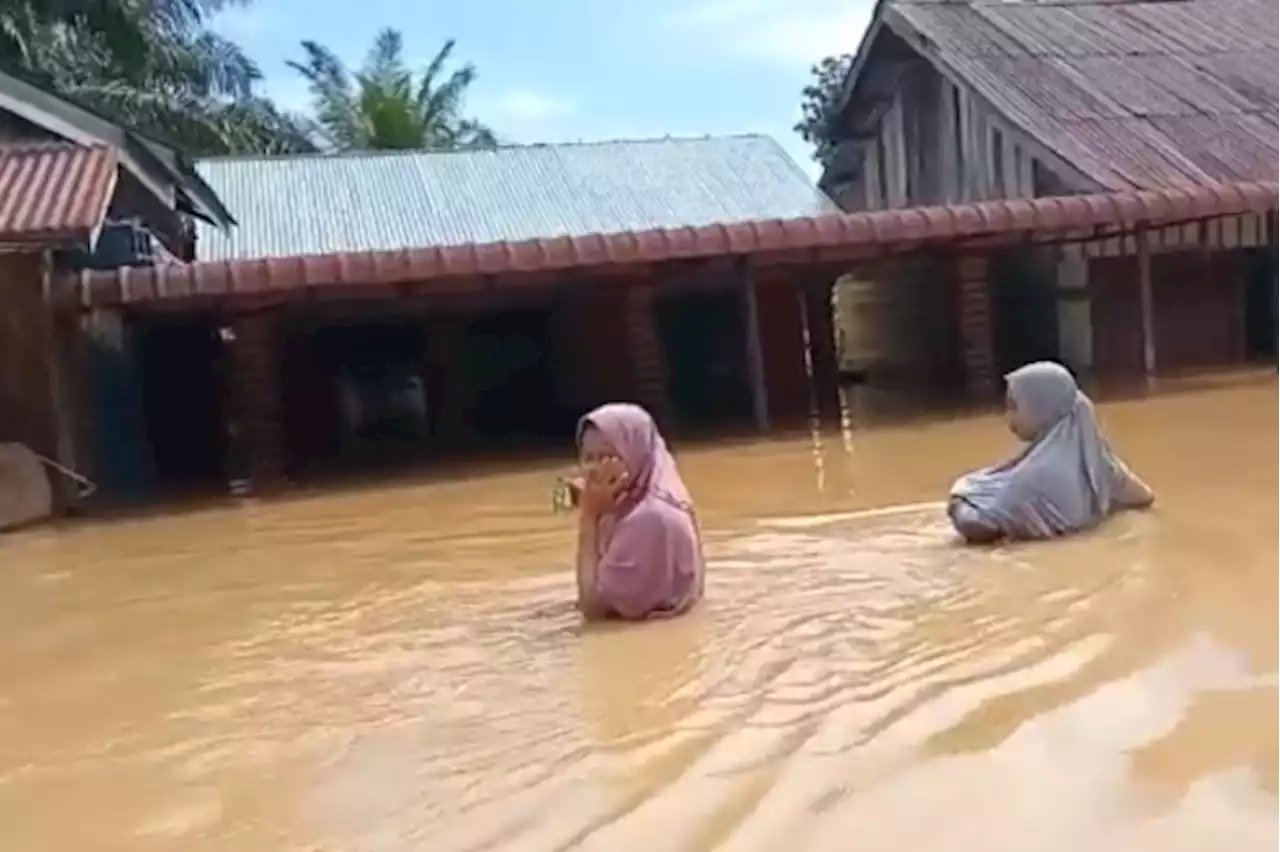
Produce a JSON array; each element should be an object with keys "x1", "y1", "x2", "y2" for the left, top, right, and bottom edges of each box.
[{"x1": 212, "y1": 0, "x2": 877, "y2": 179}]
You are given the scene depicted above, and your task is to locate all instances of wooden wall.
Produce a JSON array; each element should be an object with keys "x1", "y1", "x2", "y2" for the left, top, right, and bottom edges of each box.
[
  {"x1": 827, "y1": 56, "x2": 1086, "y2": 212},
  {"x1": 1090, "y1": 247, "x2": 1250, "y2": 378},
  {"x1": 824, "y1": 45, "x2": 1274, "y2": 388},
  {"x1": 556, "y1": 277, "x2": 657, "y2": 419},
  {"x1": 831, "y1": 255, "x2": 966, "y2": 393},
  {"x1": 0, "y1": 253, "x2": 57, "y2": 459},
  {"x1": 229, "y1": 309, "x2": 285, "y2": 490}
]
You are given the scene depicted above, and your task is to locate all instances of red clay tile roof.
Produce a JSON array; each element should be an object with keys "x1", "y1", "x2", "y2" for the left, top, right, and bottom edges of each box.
[
  {"x1": 69, "y1": 181, "x2": 1276, "y2": 308},
  {"x1": 0, "y1": 142, "x2": 119, "y2": 246},
  {"x1": 887, "y1": 0, "x2": 1279, "y2": 190}
]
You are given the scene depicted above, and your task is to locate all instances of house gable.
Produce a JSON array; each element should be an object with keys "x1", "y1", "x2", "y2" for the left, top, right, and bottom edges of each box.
[
  {"x1": 0, "y1": 69, "x2": 234, "y2": 231},
  {"x1": 820, "y1": 4, "x2": 1098, "y2": 210},
  {"x1": 823, "y1": 0, "x2": 1278, "y2": 208}
]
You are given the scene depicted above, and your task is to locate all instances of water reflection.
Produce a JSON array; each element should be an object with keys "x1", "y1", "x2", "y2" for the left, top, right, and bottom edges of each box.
[{"x1": 0, "y1": 373, "x2": 1274, "y2": 851}]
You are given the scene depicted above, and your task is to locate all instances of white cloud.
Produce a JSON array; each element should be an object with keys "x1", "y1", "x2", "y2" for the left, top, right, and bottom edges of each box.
[
  {"x1": 671, "y1": 0, "x2": 877, "y2": 66},
  {"x1": 209, "y1": 6, "x2": 271, "y2": 41},
  {"x1": 488, "y1": 89, "x2": 577, "y2": 122}
]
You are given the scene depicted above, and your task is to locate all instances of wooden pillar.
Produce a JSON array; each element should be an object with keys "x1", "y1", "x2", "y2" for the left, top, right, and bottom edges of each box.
[
  {"x1": 423, "y1": 317, "x2": 468, "y2": 446},
  {"x1": 80, "y1": 308, "x2": 154, "y2": 501},
  {"x1": 623, "y1": 279, "x2": 669, "y2": 423},
  {"x1": 39, "y1": 252, "x2": 78, "y2": 500},
  {"x1": 800, "y1": 275, "x2": 842, "y2": 427},
  {"x1": 1270, "y1": 212, "x2": 1279, "y2": 363},
  {"x1": 1136, "y1": 228, "x2": 1156, "y2": 377},
  {"x1": 740, "y1": 263, "x2": 770, "y2": 432},
  {"x1": 1055, "y1": 246, "x2": 1093, "y2": 378},
  {"x1": 227, "y1": 308, "x2": 286, "y2": 493},
  {"x1": 752, "y1": 269, "x2": 811, "y2": 428},
  {"x1": 956, "y1": 253, "x2": 998, "y2": 396}
]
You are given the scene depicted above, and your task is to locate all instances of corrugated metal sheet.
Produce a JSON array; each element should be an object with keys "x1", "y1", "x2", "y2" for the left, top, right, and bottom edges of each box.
[
  {"x1": 890, "y1": 0, "x2": 1279, "y2": 190},
  {"x1": 71, "y1": 181, "x2": 1278, "y2": 308},
  {"x1": 0, "y1": 142, "x2": 118, "y2": 245},
  {"x1": 192, "y1": 135, "x2": 838, "y2": 262}
]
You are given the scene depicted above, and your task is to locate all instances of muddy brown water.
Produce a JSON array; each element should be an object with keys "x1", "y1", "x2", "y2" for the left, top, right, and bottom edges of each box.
[{"x1": 0, "y1": 375, "x2": 1275, "y2": 852}]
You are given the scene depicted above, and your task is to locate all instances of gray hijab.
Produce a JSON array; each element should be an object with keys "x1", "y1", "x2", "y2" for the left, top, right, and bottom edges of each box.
[{"x1": 950, "y1": 361, "x2": 1118, "y2": 539}]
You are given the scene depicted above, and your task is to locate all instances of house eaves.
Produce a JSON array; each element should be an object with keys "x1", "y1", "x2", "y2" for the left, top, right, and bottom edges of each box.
[{"x1": 0, "y1": 69, "x2": 235, "y2": 229}]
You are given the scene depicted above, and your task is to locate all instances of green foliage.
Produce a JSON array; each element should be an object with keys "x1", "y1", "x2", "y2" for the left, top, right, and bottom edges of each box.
[
  {"x1": 289, "y1": 28, "x2": 497, "y2": 152},
  {"x1": 795, "y1": 53, "x2": 853, "y2": 168},
  {"x1": 0, "y1": 0, "x2": 316, "y2": 155}
]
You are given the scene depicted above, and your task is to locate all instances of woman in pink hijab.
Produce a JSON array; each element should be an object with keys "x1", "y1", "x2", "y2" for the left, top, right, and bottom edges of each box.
[{"x1": 571, "y1": 403, "x2": 704, "y2": 621}]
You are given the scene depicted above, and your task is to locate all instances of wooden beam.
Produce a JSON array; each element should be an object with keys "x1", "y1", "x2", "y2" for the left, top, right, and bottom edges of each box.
[
  {"x1": 1136, "y1": 227, "x2": 1156, "y2": 376},
  {"x1": 1264, "y1": 211, "x2": 1274, "y2": 370},
  {"x1": 39, "y1": 250, "x2": 79, "y2": 509},
  {"x1": 740, "y1": 262, "x2": 770, "y2": 432}
]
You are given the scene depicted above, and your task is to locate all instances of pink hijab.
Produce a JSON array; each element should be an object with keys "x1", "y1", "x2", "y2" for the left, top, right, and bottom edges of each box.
[{"x1": 578, "y1": 403, "x2": 704, "y2": 619}]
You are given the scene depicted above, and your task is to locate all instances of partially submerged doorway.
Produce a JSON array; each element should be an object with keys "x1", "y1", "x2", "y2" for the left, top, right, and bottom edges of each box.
[
  {"x1": 134, "y1": 314, "x2": 228, "y2": 495},
  {"x1": 989, "y1": 247, "x2": 1061, "y2": 376},
  {"x1": 653, "y1": 288, "x2": 753, "y2": 433},
  {"x1": 1243, "y1": 245, "x2": 1278, "y2": 361}
]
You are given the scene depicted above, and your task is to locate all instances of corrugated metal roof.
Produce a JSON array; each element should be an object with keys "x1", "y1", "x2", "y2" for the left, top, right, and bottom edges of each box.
[
  {"x1": 192, "y1": 135, "x2": 837, "y2": 262},
  {"x1": 73, "y1": 180, "x2": 1277, "y2": 308},
  {"x1": 0, "y1": 142, "x2": 118, "y2": 246},
  {"x1": 888, "y1": 0, "x2": 1279, "y2": 190}
]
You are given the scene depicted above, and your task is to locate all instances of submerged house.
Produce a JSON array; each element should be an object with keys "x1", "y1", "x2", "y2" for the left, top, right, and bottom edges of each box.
[
  {"x1": 820, "y1": 0, "x2": 1278, "y2": 386},
  {"x1": 61, "y1": 136, "x2": 1275, "y2": 503},
  {"x1": 0, "y1": 69, "x2": 232, "y2": 508},
  {"x1": 69, "y1": 136, "x2": 855, "y2": 497}
]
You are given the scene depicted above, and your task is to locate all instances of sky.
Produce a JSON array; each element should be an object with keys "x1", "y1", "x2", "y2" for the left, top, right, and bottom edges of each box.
[{"x1": 211, "y1": 0, "x2": 878, "y2": 179}]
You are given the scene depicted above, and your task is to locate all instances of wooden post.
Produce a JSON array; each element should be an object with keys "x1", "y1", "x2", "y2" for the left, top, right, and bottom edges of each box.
[
  {"x1": 956, "y1": 253, "x2": 998, "y2": 396},
  {"x1": 740, "y1": 263, "x2": 770, "y2": 432},
  {"x1": 227, "y1": 308, "x2": 286, "y2": 493},
  {"x1": 796, "y1": 275, "x2": 843, "y2": 427},
  {"x1": 1136, "y1": 227, "x2": 1156, "y2": 377},
  {"x1": 39, "y1": 250, "x2": 79, "y2": 509},
  {"x1": 423, "y1": 317, "x2": 467, "y2": 446},
  {"x1": 623, "y1": 279, "x2": 669, "y2": 424},
  {"x1": 1264, "y1": 211, "x2": 1274, "y2": 370}
]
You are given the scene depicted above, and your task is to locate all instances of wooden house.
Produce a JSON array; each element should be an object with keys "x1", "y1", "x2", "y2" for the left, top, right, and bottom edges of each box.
[
  {"x1": 67, "y1": 136, "x2": 851, "y2": 497},
  {"x1": 820, "y1": 0, "x2": 1278, "y2": 386},
  {"x1": 0, "y1": 69, "x2": 232, "y2": 506}
]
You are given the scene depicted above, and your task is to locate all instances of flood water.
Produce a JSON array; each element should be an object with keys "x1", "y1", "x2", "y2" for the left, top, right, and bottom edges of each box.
[{"x1": 0, "y1": 375, "x2": 1275, "y2": 852}]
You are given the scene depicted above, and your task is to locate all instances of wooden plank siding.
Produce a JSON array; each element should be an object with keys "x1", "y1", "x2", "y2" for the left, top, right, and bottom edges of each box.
[
  {"x1": 0, "y1": 252, "x2": 58, "y2": 460},
  {"x1": 1090, "y1": 247, "x2": 1251, "y2": 378},
  {"x1": 827, "y1": 53, "x2": 1266, "y2": 384},
  {"x1": 833, "y1": 62, "x2": 1066, "y2": 212}
]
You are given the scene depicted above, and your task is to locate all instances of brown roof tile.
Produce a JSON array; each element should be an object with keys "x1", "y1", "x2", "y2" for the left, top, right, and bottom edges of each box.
[
  {"x1": 889, "y1": 0, "x2": 1279, "y2": 189},
  {"x1": 0, "y1": 142, "x2": 118, "y2": 246},
  {"x1": 68, "y1": 181, "x2": 1278, "y2": 308}
]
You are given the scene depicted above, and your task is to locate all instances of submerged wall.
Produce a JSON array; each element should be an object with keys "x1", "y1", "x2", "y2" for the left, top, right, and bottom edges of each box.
[{"x1": 0, "y1": 253, "x2": 57, "y2": 459}]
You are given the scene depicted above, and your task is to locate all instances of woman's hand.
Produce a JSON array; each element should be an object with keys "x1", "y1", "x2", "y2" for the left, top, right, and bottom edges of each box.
[
  {"x1": 562, "y1": 476, "x2": 584, "y2": 509},
  {"x1": 579, "y1": 457, "x2": 629, "y2": 517}
]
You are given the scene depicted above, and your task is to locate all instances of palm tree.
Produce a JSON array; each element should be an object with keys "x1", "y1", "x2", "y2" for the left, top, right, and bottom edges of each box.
[
  {"x1": 0, "y1": 0, "x2": 316, "y2": 156},
  {"x1": 289, "y1": 28, "x2": 497, "y2": 152}
]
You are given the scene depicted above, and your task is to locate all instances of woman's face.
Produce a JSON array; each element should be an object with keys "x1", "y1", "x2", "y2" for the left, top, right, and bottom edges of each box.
[
  {"x1": 578, "y1": 424, "x2": 619, "y2": 468},
  {"x1": 1005, "y1": 392, "x2": 1036, "y2": 442}
]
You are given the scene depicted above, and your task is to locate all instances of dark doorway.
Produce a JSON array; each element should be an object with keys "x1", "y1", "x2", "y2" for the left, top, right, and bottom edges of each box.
[
  {"x1": 459, "y1": 306, "x2": 568, "y2": 444},
  {"x1": 135, "y1": 315, "x2": 228, "y2": 494},
  {"x1": 84, "y1": 315, "x2": 151, "y2": 503},
  {"x1": 307, "y1": 320, "x2": 430, "y2": 471},
  {"x1": 1243, "y1": 245, "x2": 1278, "y2": 360},
  {"x1": 989, "y1": 247, "x2": 1062, "y2": 376},
  {"x1": 654, "y1": 288, "x2": 753, "y2": 432}
]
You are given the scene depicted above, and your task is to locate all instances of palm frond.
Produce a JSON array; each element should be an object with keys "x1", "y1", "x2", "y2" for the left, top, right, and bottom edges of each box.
[{"x1": 287, "y1": 29, "x2": 498, "y2": 154}]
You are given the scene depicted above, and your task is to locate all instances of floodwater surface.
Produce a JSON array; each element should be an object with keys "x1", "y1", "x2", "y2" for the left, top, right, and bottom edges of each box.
[{"x1": 0, "y1": 376, "x2": 1276, "y2": 852}]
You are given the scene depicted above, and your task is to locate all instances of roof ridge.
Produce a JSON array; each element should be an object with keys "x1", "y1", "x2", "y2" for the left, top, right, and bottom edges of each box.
[
  {"x1": 196, "y1": 133, "x2": 776, "y2": 165},
  {"x1": 0, "y1": 139, "x2": 110, "y2": 153}
]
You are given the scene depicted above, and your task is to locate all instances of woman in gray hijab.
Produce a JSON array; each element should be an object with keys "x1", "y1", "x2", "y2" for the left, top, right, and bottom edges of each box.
[{"x1": 948, "y1": 361, "x2": 1154, "y2": 543}]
